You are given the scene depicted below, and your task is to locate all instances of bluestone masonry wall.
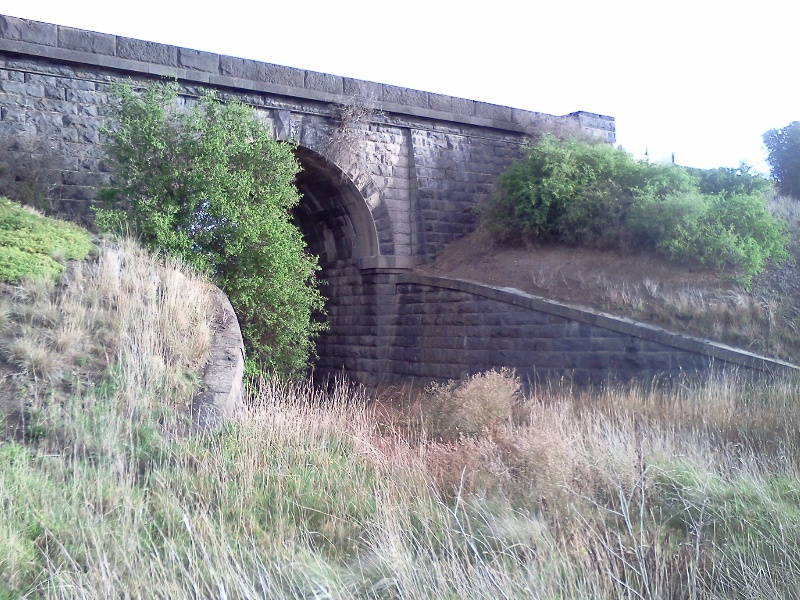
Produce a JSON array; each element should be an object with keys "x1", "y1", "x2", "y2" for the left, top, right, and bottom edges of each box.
[{"x1": 3, "y1": 15, "x2": 789, "y2": 388}]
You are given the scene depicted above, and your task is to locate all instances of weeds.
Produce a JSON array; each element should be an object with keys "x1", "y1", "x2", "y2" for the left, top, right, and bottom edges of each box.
[
  {"x1": 3, "y1": 361, "x2": 800, "y2": 598},
  {"x1": 323, "y1": 92, "x2": 380, "y2": 174},
  {"x1": 3, "y1": 236, "x2": 800, "y2": 597}
]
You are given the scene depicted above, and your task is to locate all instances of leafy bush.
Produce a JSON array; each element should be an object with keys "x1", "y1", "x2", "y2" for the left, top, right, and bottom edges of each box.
[
  {"x1": 0, "y1": 197, "x2": 92, "y2": 283},
  {"x1": 686, "y1": 164, "x2": 773, "y2": 196},
  {"x1": 764, "y1": 121, "x2": 800, "y2": 199},
  {"x1": 98, "y1": 82, "x2": 325, "y2": 377},
  {"x1": 484, "y1": 135, "x2": 788, "y2": 286},
  {"x1": 484, "y1": 135, "x2": 696, "y2": 247},
  {"x1": 630, "y1": 190, "x2": 789, "y2": 285}
]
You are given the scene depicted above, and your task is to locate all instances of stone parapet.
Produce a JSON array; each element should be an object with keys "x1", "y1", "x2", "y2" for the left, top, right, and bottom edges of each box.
[{"x1": 0, "y1": 14, "x2": 614, "y2": 139}]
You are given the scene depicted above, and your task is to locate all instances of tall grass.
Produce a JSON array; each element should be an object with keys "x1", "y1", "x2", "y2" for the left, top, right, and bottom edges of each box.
[
  {"x1": 2, "y1": 240, "x2": 800, "y2": 598},
  {"x1": 4, "y1": 369, "x2": 800, "y2": 597}
]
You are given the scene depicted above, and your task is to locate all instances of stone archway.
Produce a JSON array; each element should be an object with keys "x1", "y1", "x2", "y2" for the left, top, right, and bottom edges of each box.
[
  {"x1": 292, "y1": 146, "x2": 381, "y2": 269},
  {"x1": 291, "y1": 145, "x2": 392, "y2": 382}
]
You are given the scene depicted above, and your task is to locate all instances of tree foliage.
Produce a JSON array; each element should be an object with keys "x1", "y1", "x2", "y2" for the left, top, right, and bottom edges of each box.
[
  {"x1": 764, "y1": 121, "x2": 800, "y2": 199},
  {"x1": 483, "y1": 135, "x2": 788, "y2": 287},
  {"x1": 685, "y1": 164, "x2": 772, "y2": 197},
  {"x1": 98, "y1": 81, "x2": 325, "y2": 377}
]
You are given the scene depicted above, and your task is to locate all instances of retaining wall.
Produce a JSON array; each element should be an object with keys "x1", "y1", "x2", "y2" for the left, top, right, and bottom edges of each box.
[{"x1": 315, "y1": 273, "x2": 798, "y2": 386}]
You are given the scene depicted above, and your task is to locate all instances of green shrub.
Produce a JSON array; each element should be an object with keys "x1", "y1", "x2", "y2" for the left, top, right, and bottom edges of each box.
[
  {"x1": 629, "y1": 190, "x2": 788, "y2": 286},
  {"x1": 98, "y1": 82, "x2": 325, "y2": 378},
  {"x1": 686, "y1": 164, "x2": 773, "y2": 196},
  {"x1": 485, "y1": 135, "x2": 696, "y2": 247},
  {"x1": 0, "y1": 197, "x2": 92, "y2": 283},
  {"x1": 485, "y1": 135, "x2": 788, "y2": 285}
]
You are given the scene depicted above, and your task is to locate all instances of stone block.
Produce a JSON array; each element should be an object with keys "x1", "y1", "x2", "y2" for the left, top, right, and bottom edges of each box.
[
  {"x1": 609, "y1": 354, "x2": 645, "y2": 371},
  {"x1": 0, "y1": 106, "x2": 24, "y2": 122},
  {"x1": 305, "y1": 71, "x2": 343, "y2": 95},
  {"x1": 0, "y1": 15, "x2": 57, "y2": 46},
  {"x1": 427, "y1": 362, "x2": 463, "y2": 380},
  {"x1": 0, "y1": 80, "x2": 44, "y2": 97},
  {"x1": 26, "y1": 111, "x2": 64, "y2": 130},
  {"x1": 58, "y1": 26, "x2": 116, "y2": 55},
  {"x1": 178, "y1": 48, "x2": 219, "y2": 73},
  {"x1": 42, "y1": 85, "x2": 63, "y2": 100},
  {"x1": 528, "y1": 351, "x2": 568, "y2": 368},
  {"x1": 116, "y1": 37, "x2": 178, "y2": 66},
  {"x1": 641, "y1": 352, "x2": 674, "y2": 370},
  {"x1": 473, "y1": 101, "x2": 513, "y2": 122},
  {"x1": 382, "y1": 84, "x2": 428, "y2": 109},
  {"x1": 61, "y1": 169, "x2": 103, "y2": 186},
  {"x1": 0, "y1": 70, "x2": 24, "y2": 82},
  {"x1": 59, "y1": 78, "x2": 97, "y2": 92},
  {"x1": 219, "y1": 55, "x2": 265, "y2": 81},
  {"x1": 77, "y1": 104, "x2": 100, "y2": 117},
  {"x1": 343, "y1": 77, "x2": 382, "y2": 100},
  {"x1": 61, "y1": 184, "x2": 96, "y2": 201},
  {"x1": 428, "y1": 93, "x2": 455, "y2": 113},
  {"x1": 23, "y1": 73, "x2": 58, "y2": 87},
  {"x1": 65, "y1": 89, "x2": 108, "y2": 104},
  {"x1": 448, "y1": 96, "x2": 475, "y2": 116},
  {"x1": 402, "y1": 347, "x2": 424, "y2": 362}
]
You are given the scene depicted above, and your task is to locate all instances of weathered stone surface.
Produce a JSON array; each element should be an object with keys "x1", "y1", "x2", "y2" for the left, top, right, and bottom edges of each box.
[
  {"x1": 264, "y1": 63, "x2": 305, "y2": 87},
  {"x1": 192, "y1": 288, "x2": 245, "y2": 432},
  {"x1": 58, "y1": 26, "x2": 115, "y2": 55},
  {"x1": 117, "y1": 37, "x2": 178, "y2": 66},
  {"x1": 178, "y1": 48, "x2": 219, "y2": 73},
  {"x1": 304, "y1": 70, "x2": 343, "y2": 95},
  {"x1": 474, "y1": 101, "x2": 513, "y2": 122},
  {"x1": 343, "y1": 77, "x2": 382, "y2": 100},
  {"x1": 382, "y1": 84, "x2": 428, "y2": 109},
  {"x1": 0, "y1": 15, "x2": 57, "y2": 46},
  {"x1": 219, "y1": 55, "x2": 265, "y2": 81}
]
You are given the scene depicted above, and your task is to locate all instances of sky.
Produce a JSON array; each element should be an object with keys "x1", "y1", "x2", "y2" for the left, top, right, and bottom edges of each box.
[{"x1": 2, "y1": 0, "x2": 797, "y2": 173}]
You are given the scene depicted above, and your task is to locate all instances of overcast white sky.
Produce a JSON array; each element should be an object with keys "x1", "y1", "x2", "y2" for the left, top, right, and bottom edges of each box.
[{"x1": 2, "y1": 1, "x2": 797, "y2": 172}]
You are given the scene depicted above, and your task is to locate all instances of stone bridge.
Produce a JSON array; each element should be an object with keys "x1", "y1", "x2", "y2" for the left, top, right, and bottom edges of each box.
[{"x1": 2, "y1": 15, "x2": 793, "y2": 386}]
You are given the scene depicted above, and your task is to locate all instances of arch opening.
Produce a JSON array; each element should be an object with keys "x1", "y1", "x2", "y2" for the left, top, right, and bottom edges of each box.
[
  {"x1": 292, "y1": 146, "x2": 379, "y2": 270},
  {"x1": 291, "y1": 146, "x2": 384, "y2": 382}
]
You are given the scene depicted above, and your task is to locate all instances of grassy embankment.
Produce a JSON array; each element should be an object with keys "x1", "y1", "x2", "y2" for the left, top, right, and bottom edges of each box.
[
  {"x1": 2, "y1": 197, "x2": 800, "y2": 598},
  {"x1": 472, "y1": 135, "x2": 800, "y2": 365}
]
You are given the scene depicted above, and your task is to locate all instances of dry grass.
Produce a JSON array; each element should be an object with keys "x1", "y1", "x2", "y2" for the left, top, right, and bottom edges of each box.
[
  {"x1": 593, "y1": 195, "x2": 800, "y2": 362},
  {"x1": 0, "y1": 237, "x2": 214, "y2": 433},
  {"x1": 3, "y1": 360, "x2": 800, "y2": 598},
  {"x1": 422, "y1": 368, "x2": 521, "y2": 441},
  {"x1": 3, "y1": 235, "x2": 800, "y2": 598}
]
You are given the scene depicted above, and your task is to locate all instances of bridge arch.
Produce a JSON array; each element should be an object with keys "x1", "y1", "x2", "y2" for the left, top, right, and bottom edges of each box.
[
  {"x1": 291, "y1": 145, "x2": 398, "y2": 382},
  {"x1": 292, "y1": 145, "x2": 384, "y2": 268}
]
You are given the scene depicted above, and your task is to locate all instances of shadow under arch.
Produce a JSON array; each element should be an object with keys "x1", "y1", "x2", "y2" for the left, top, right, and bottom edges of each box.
[
  {"x1": 292, "y1": 145, "x2": 398, "y2": 385},
  {"x1": 292, "y1": 146, "x2": 381, "y2": 268}
]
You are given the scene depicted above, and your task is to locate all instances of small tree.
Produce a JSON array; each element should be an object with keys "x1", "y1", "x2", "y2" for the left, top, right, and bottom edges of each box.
[
  {"x1": 98, "y1": 81, "x2": 325, "y2": 377},
  {"x1": 764, "y1": 121, "x2": 800, "y2": 199}
]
